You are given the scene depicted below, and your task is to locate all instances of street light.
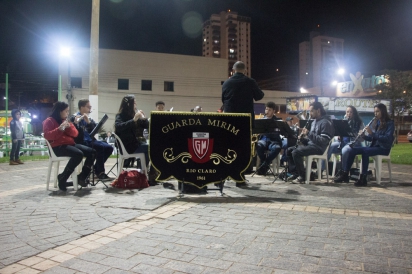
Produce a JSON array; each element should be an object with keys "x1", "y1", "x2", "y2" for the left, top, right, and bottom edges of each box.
[
  {"x1": 60, "y1": 47, "x2": 72, "y2": 57},
  {"x1": 59, "y1": 47, "x2": 72, "y2": 108}
]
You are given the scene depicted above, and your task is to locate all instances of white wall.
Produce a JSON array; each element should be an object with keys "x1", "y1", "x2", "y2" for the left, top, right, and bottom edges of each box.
[{"x1": 60, "y1": 48, "x2": 301, "y2": 132}]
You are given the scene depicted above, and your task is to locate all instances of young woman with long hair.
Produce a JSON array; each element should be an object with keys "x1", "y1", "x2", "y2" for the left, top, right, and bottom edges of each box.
[
  {"x1": 334, "y1": 103, "x2": 394, "y2": 186},
  {"x1": 114, "y1": 95, "x2": 149, "y2": 166},
  {"x1": 43, "y1": 101, "x2": 95, "y2": 191},
  {"x1": 330, "y1": 105, "x2": 364, "y2": 180}
]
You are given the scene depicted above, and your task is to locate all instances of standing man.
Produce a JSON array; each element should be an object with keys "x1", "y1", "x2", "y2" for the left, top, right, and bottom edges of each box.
[
  {"x1": 222, "y1": 61, "x2": 264, "y2": 186},
  {"x1": 72, "y1": 99, "x2": 113, "y2": 181},
  {"x1": 222, "y1": 61, "x2": 264, "y2": 128},
  {"x1": 287, "y1": 102, "x2": 334, "y2": 184},
  {"x1": 256, "y1": 102, "x2": 282, "y2": 175}
]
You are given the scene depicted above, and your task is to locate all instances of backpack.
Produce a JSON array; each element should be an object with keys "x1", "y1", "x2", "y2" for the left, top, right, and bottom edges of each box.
[{"x1": 111, "y1": 170, "x2": 149, "y2": 189}]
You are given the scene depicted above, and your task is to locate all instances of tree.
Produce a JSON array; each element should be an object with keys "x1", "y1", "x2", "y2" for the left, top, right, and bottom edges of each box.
[{"x1": 375, "y1": 70, "x2": 412, "y2": 143}]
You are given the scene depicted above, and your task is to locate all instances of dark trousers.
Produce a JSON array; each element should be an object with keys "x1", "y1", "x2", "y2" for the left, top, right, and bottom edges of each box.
[
  {"x1": 345, "y1": 146, "x2": 390, "y2": 174},
  {"x1": 53, "y1": 144, "x2": 95, "y2": 172},
  {"x1": 288, "y1": 144, "x2": 323, "y2": 178},
  {"x1": 86, "y1": 140, "x2": 113, "y2": 175},
  {"x1": 257, "y1": 140, "x2": 281, "y2": 165},
  {"x1": 10, "y1": 140, "x2": 22, "y2": 161},
  {"x1": 134, "y1": 143, "x2": 149, "y2": 167}
]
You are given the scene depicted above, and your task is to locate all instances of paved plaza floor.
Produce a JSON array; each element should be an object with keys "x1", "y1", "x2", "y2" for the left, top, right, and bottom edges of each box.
[{"x1": 0, "y1": 159, "x2": 411, "y2": 273}]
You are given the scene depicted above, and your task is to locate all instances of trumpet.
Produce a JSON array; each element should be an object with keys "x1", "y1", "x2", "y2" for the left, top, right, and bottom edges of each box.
[{"x1": 349, "y1": 117, "x2": 375, "y2": 148}]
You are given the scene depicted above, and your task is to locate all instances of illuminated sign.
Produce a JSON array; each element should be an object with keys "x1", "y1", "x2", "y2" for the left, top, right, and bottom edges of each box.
[
  {"x1": 336, "y1": 72, "x2": 386, "y2": 97},
  {"x1": 318, "y1": 97, "x2": 391, "y2": 113}
]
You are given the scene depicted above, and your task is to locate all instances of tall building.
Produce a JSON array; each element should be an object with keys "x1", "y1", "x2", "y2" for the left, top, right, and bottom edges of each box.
[
  {"x1": 299, "y1": 32, "x2": 344, "y2": 91},
  {"x1": 202, "y1": 10, "x2": 251, "y2": 77}
]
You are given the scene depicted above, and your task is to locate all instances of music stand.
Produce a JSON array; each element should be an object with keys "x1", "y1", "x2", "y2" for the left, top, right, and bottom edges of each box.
[
  {"x1": 88, "y1": 114, "x2": 109, "y2": 188},
  {"x1": 252, "y1": 120, "x2": 297, "y2": 179},
  {"x1": 90, "y1": 114, "x2": 108, "y2": 138}
]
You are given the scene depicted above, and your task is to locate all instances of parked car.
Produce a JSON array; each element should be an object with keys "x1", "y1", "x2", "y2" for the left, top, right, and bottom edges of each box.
[{"x1": 408, "y1": 131, "x2": 412, "y2": 143}]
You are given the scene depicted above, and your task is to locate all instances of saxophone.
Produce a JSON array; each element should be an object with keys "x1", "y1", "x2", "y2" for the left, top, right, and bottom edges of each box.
[{"x1": 251, "y1": 134, "x2": 260, "y2": 157}]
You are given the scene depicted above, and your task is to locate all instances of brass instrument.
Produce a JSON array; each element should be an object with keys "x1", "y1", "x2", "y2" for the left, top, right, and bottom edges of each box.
[
  {"x1": 295, "y1": 110, "x2": 310, "y2": 147},
  {"x1": 251, "y1": 134, "x2": 259, "y2": 157},
  {"x1": 349, "y1": 117, "x2": 376, "y2": 148}
]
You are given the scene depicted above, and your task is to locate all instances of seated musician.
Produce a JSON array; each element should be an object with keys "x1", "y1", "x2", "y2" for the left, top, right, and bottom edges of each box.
[
  {"x1": 114, "y1": 95, "x2": 149, "y2": 169},
  {"x1": 287, "y1": 102, "x2": 334, "y2": 184},
  {"x1": 280, "y1": 117, "x2": 298, "y2": 166},
  {"x1": 256, "y1": 101, "x2": 282, "y2": 175},
  {"x1": 43, "y1": 101, "x2": 95, "y2": 191},
  {"x1": 71, "y1": 99, "x2": 113, "y2": 181},
  {"x1": 334, "y1": 103, "x2": 394, "y2": 186},
  {"x1": 326, "y1": 105, "x2": 364, "y2": 179}
]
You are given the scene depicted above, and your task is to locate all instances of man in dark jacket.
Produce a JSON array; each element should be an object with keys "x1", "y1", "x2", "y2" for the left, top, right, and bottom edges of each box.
[
  {"x1": 222, "y1": 61, "x2": 264, "y2": 187},
  {"x1": 222, "y1": 61, "x2": 264, "y2": 128},
  {"x1": 287, "y1": 102, "x2": 334, "y2": 184}
]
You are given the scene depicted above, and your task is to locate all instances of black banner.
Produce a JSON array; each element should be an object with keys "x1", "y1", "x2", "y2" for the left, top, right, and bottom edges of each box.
[{"x1": 149, "y1": 112, "x2": 251, "y2": 188}]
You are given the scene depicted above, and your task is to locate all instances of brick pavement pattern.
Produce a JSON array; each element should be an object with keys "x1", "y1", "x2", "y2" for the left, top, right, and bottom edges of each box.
[{"x1": 0, "y1": 159, "x2": 411, "y2": 273}]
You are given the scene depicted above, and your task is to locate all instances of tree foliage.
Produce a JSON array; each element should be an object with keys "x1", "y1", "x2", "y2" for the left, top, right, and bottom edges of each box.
[{"x1": 375, "y1": 70, "x2": 412, "y2": 118}]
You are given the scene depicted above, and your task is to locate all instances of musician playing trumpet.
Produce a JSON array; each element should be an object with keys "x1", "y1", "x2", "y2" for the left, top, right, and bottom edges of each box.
[
  {"x1": 71, "y1": 99, "x2": 114, "y2": 181},
  {"x1": 256, "y1": 102, "x2": 283, "y2": 175},
  {"x1": 287, "y1": 102, "x2": 334, "y2": 184},
  {"x1": 334, "y1": 103, "x2": 394, "y2": 187},
  {"x1": 325, "y1": 106, "x2": 364, "y2": 179}
]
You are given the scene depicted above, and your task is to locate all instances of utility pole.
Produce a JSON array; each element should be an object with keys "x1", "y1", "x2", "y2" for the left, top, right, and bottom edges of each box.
[
  {"x1": 16, "y1": 92, "x2": 23, "y2": 108},
  {"x1": 89, "y1": 0, "x2": 100, "y2": 122}
]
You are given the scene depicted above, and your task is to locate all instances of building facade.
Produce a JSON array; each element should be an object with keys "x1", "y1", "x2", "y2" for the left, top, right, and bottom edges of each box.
[
  {"x1": 202, "y1": 10, "x2": 251, "y2": 77},
  {"x1": 299, "y1": 32, "x2": 344, "y2": 92}
]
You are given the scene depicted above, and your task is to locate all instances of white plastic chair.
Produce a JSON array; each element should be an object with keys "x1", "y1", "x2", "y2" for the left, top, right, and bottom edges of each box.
[
  {"x1": 112, "y1": 133, "x2": 147, "y2": 178},
  {"x1": 331, "y1": 153, "x2": 359, "y2": 177},
  {"x1": 305, "y1": 139, "x2": 333, "y2": 184},
  {"x1": 360, "y1": 142, "x2": 394, "y2": 184},
  {"x1": 44, "y1": 139, "x2": 79, "y2": 191}
]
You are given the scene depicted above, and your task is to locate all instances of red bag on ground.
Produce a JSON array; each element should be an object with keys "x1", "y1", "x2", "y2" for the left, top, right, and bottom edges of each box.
[{"x1": 111, "y1": 170, "x2": 149, "y2": 189}]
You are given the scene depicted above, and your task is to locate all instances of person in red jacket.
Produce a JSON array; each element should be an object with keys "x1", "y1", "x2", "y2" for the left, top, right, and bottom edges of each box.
[{"x1": 43, "y1": 101, "x2": 95, "y2": 191}]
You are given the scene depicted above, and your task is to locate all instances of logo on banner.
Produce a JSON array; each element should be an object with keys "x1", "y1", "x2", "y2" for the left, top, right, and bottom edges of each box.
[{"x1": 188, "y1": 132, "x2": 214, "y2": 163}]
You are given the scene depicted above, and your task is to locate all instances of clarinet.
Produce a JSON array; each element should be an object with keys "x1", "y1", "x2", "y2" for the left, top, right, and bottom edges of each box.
[
  {"x1": 295, "y1": 119, "x2": 311, "y2": 148},
  {"x1": 349, "y1": 117, "x2": 376, "y2": 148}
]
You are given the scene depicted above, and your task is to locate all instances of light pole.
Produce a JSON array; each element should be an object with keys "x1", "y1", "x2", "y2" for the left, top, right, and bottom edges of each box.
[{"x1": 59, "y1": 47, "x2": 73, "y2": 111}]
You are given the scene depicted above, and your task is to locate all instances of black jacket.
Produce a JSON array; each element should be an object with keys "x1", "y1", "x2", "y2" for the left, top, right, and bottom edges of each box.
[
  {"x1": 302, "y1": 115, "x2": 335, "y2": 153},
  {"x1": 222, "y1": 72, "x2": 264, "y2": 127},
  {"x1": 114, "y1": 113, "x2": 149, "y2": 154}
]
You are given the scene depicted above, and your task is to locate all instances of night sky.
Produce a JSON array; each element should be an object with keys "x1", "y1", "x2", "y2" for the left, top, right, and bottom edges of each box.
[{"x1": 1, "y1": 0, "x2": 412, "y2": 104}]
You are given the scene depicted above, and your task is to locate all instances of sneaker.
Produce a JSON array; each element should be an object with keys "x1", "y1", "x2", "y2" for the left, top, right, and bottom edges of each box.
[
  {"x1": 97, "y1": 173, "x2": 112, "y2": 181},
  {"x1": 9, "y1": 160, "x2": 19, "y2": 165},
  {"x1": 15, "y1": 159, "x2": 24, "y2": 164},
  {"x1": 77, "y1": 175, "x2": 89, "y2": 187},
  {"x1": 291, "y1": 176, "x2": 305, "y2": 184},
  {"x1": 286, "y1": 174, "x2": 298, "y2": 182}
]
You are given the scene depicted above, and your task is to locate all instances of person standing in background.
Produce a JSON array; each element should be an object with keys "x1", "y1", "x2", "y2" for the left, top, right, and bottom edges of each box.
[{"x1": 9, "y1": 109, "x2": 24, "y2": 165}]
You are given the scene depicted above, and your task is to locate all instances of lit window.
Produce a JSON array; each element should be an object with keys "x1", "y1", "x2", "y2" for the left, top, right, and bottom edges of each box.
[
  {"x1": 229, "y1": 49, "x2": 234, "y2": 53},
  {"x1": 203, "y1": 38, "x2": 206, "y2": 42},
  {"x1": 214, "y1": 40, "x2": 219, "y2": 44},
  {"x1": 214, "y1": 51, "x2": 219, "y2": 54}
]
